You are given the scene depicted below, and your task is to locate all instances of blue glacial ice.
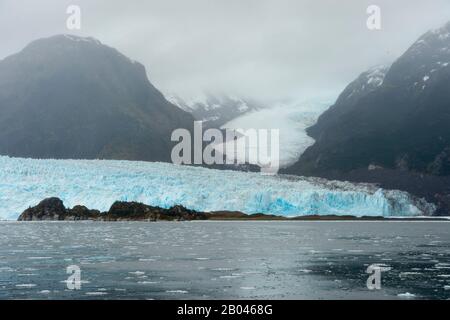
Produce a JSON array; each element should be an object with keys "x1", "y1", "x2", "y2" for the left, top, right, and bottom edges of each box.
[{"x1": 0, "y1": 156, "x2": 435, "y2": 220}]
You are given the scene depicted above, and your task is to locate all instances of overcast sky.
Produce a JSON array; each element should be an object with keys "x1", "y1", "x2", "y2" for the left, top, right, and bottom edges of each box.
[{"x1": 1, "y1": 0, "x2": 450, "y2": 102}]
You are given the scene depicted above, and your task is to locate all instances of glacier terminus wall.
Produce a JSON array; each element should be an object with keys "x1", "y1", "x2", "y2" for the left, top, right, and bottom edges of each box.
[{"x1": 0, "y1": 156, "x2": 435, "y2": 220}]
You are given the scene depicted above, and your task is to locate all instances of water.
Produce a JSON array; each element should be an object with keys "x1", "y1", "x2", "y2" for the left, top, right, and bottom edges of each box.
[{"x1": 0, "y1": 221, "x2": 449, "y2": 300}]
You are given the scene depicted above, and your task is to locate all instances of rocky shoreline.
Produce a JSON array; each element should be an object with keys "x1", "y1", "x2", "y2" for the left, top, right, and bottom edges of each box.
[{"x1": 16, "y1": 198, "x2": 449, "y2": 222}]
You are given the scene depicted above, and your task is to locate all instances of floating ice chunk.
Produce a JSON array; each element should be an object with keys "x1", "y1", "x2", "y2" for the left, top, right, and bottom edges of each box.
[
  {"x1": 15, "y1": 284, "x2": 36, "y2": 288},
  {"x1": 85, "y1": 292, "x2": 108, "y2": 296}
]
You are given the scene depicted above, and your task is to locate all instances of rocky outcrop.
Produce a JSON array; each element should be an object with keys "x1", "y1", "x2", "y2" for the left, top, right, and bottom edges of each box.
[
  {"x1": 18, "y1": 198, "x2": 67, "y2": 221},
  {"x1": 18, "y1": 198, "x2": 101, "y2": 221},
  {"x1": 67, "y1": 205, "x2": 102, "y2": 221},
  {"x1": 18, "y1": 198, "x2": 207, "y2": 222},
  {"x1": 105, "y1": 201, "x2": 207, "y2": 221},
  {"x1": 18, "y1": 197, "x2": 449, "y2": 221}
]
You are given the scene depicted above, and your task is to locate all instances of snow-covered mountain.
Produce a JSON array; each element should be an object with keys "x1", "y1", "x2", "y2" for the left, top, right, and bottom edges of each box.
[
  {"x1": 290, "y1": 21, "x2": 450, "y2": 176},
  {"x1": 307, "y1": 65, "x2": 389, "y2": 138},
  {"x1": 285, "y1": 21, "x2": 450, "y2": 215},
  {"x1": 166, "y1": 94, "x2": 262, "y2": 128},
  {"x1": 385, "y1": 22, "x2": 450, "y2": 93},
  {"x1": 0, "y1": 156, "x2": 435, "y2": 220},
  {"x1": 339, "y1": 65, "x2": 388, "y2": 102}
]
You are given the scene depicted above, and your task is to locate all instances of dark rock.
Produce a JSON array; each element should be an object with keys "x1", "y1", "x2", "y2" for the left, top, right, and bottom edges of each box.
[
  {"x1": 67, "y1": 205, "x2": 101, "y2": 220},
  {"x1": 18, "y1": 197, "x2": 67, "y2": 221},
  {"x1": 17, "y1": 197, "x2": 284, "y2": 221},
  {"x1": 109, "y1": 201, "x2": 154, "y2": 216},
  {"x1": 107, "y1": 201, "x2": 159, "y2": 221},
  {"x1": 166, "y1": 205, "x2": 208, "y2": 221},
  {"x1": 105, "y1": 201, "x2": 208, "y2": 221},
  {"x1": 434, "y1": 193, "x2": 450, "y2": 216}
]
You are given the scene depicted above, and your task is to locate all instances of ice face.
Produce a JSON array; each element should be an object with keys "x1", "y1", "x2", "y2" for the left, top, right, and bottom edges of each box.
[{"x1": 0, "y1": 156, "x2": 434, "y2": 220}]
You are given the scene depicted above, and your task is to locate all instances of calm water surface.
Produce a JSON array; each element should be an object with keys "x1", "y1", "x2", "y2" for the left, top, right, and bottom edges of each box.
[{"x1": 0, "y1": 221, "x2": 449, "y2": 299}]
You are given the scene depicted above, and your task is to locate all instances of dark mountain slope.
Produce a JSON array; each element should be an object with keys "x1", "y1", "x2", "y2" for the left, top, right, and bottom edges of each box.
[
  {"x1": 286, "y1": 22, "x2": 450, "y2": 176},
  {"x1": 307, "y1": 65, "x2": 389, "y2": 139},
  {"x1": 284, "y1": 22, "x2": 450, "y2": 214},
  {"x1": 0, "y1": 34, "x2": 194, "y2": 162}
]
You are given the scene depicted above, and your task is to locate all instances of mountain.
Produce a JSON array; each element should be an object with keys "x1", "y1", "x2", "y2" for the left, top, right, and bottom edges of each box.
[
  {"x1": 284, "y1": 22, "x2": 450, "y2": 214},
  {"x1": 306, "y1": 65, "x2": 389, "y2": 139},
  {"x1": 167, "y1": 94, "x2": 261, "y2": 128},
  {"x1": 0, "y1": 34, "x2": 194, "y2": 162}
]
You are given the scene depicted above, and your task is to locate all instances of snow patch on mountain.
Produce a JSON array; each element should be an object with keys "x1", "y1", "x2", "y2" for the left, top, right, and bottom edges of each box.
[
  {"x1": 166, "y1": 94, "x2": 262, "y2": 128},
  {"x1": 62, "y1": 34, "x2": 101, "y2": 45},
  {"x1": 346, "y1": 65, "x2": 388, "y2": 100},
  {"x1": 366, "y1": 66, "x2": 387, "y2": 86},
  {"x1": 392, "y1": 22, "x2": 450, "y2": 94}
]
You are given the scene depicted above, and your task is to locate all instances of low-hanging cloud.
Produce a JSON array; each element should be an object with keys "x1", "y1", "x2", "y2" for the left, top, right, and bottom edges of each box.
[{"x1": 1, "y1": 0, "x2": 450, "y2": 102}]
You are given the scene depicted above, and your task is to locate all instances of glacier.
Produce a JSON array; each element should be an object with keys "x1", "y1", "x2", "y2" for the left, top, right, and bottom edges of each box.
[
  {"x1": 218, "y1": 98, "x2": 333, "y2": 168},
  {"x1": 0, "y1": 156, "x2": 435, "y2": 220}
]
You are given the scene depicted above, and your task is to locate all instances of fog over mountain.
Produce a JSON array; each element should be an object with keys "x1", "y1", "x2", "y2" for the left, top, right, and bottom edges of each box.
[
  {"x1": 1, "y1": 0, "x2": 450, "y2": 101},
  {"x1": 284, "y1": 21, "x2": 450, "y2": 214},
  {"x1": 288, "y1": 22, "x2": 450, "y2": 176},
  {"x1": 0, "y1": 35, "x2": 194, "y2": 161}
]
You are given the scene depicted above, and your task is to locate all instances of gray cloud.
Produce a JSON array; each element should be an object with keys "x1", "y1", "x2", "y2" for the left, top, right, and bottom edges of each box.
[{"x1": 1, "y1": 0, "x2": 450, "y2": 101}]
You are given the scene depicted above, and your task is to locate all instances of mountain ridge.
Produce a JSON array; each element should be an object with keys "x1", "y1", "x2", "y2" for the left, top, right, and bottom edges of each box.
[
  {"x1": 0, "y1": 34, "x2": 194, "y2": 162},
  {"x1": 284, "y1": 21, "x2": 450, "y2": 214},
  {"x1": 166, "y1": 93, "x2": 262, "y2": 128}
]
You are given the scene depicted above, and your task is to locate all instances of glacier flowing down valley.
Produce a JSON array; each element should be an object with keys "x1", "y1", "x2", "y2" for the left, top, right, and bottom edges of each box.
[
  {"x1": 218, "y1": 99, "x2": 333, "y2": 169},
  {"x1": 0, "y1": 156, "x2": 435, "y2": 220}
]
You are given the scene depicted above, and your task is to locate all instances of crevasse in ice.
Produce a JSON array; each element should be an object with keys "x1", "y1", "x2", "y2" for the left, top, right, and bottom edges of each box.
[{"x1": 0, "y1": 156, "x2": 434, "y2": 220}]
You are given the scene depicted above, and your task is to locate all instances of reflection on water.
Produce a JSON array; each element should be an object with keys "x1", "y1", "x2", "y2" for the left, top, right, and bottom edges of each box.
[{"x1": 0, "y1": 221, "x2": 449, "y2": 299}]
